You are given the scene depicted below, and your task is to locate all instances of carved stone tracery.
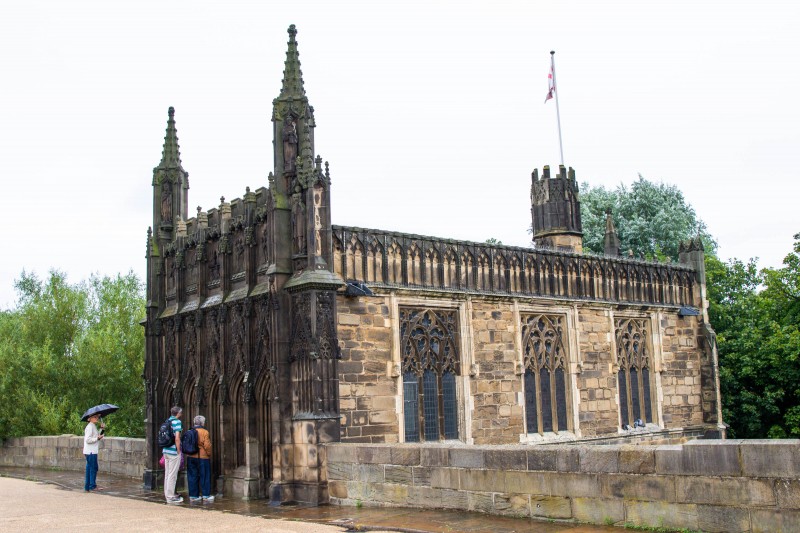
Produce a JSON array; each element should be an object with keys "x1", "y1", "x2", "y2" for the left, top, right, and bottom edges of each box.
[{"x1": 399, "y1": 308, "x2": 460, "y2": 376}]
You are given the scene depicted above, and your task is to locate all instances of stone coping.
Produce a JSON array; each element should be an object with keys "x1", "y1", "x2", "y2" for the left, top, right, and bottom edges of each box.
[{"x1": 326, "y1": 439, "x2": 800, "y2": 478}]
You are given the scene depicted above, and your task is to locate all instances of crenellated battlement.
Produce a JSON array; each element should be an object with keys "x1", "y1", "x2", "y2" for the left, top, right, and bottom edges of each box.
[
  {"x1": 530, "y1": 164, "x2": 583, "y2": 252},
  {"x1": 331, "y1": 225, "x2": 698, "y2": 307}
]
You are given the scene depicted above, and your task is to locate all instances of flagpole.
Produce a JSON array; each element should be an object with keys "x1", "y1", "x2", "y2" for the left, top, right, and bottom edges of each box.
[{"x1": 551, "y1": 50, "x2": 564, "y2": 166}]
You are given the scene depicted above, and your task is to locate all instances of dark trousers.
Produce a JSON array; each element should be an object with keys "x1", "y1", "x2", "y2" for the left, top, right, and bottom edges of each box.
[
  {"x1": 186, "y1": 456, "x2": 211, "y2": 497},
  {"x1": 84, "y1": 453, "x2": 98, "y2": 491}
]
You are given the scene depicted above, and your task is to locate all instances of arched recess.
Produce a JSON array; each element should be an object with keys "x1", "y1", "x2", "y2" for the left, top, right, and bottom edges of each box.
[
  {"x1": 592, "y1": 263, "x2": 604, "y2": 300},
  {"x1": 204, "y1": 378, "x2": 222, "y2": 491},
  {"x1": 509, "y1": 254, "x2": 522, "y2": 293},
  {"x1": 460, "y1": 251, "x2": 475, "y2": 290},
  {"x1": 346, "y1": 236, "x2": 365, "y2": 281},
  {"x1": 425, "y1": 246, "x2": 441, "y2": 288},
  {"x1": 254, "y1": 372, "x2": 276, "y2": 483},
  {"x1": 332, "y1": 235, "x2": 344, "y2": 278},
  {"x1": 367, "y1": 240, "x2": 384, "y2": 283},
  {"x1": 182, "y1": 372, "x2": 199, "y2": 434},
  {"x1": 494, "y1": 253, "x2": 508, "y2": 293},
  {"x1": 525, "y1": 255, "x2": 539, "y2": 294},
  {"x1": 227, "y1": 374, "x2": 245, "y2": 469},
  {"x1": 443, "y1": 247, "x2": 457, "y2": 288},
  {"x1": 387, "y1": 241, "x2": 403, "y2": 284},
  {"x1": 408, "y1": 242, "x2": 422, "y2": 285},
  {"x1": 477, "y1": 251, "x2": 491, "y2": 291}
]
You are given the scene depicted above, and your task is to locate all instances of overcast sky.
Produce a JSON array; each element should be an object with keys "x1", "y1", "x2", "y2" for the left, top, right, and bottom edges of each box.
[{"x1": 1, "y1": 1, "x2": 798, "y2": 308}]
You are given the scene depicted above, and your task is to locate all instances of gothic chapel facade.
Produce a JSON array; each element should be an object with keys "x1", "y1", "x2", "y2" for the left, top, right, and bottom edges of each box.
[{"x1": 144, "y1": 26, "x2": 722, "y2": 503}]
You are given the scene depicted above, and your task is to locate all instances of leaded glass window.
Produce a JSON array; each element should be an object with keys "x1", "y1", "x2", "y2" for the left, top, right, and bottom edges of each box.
[
  {"x1": 521, "y1": 314, "x2": 570, "y2": 434},
  {"x1": 400, "y1": 307, "x2": 461, "y2": 442},
  {"x1": 616, "y1": 317, "x2": 654, "y2": 427}
]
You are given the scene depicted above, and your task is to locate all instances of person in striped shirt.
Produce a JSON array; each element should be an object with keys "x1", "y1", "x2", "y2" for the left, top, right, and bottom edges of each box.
[{"x1": 163, "y1": 406, "x2": 183, "y2": 503}]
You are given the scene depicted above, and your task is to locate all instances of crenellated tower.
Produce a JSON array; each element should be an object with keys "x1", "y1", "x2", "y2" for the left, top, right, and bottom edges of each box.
[{"x1": 530, "y1": 164, "x2": 583, "y2": 252}]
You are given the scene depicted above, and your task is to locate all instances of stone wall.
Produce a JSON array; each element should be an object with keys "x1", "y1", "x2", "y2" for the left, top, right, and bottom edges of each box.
[
  {"x1": 575, "y1": 306, "x2": 618, "y2": 437},
  {"x1": 0, "y1": 436, "x2": 146, "y2": 479},
  {"x1": 337, "y1": 290, "x2": 714, "y2": 445},
  {"x1": 337, "y1": 295, "x2": 398, "y2": 443},
  {"x1": 326, "y1": 440, "x2": 800, "y2": 532},
  {"x1": 469, "y1": 300, "x2": 522, "y2": 444},
  {"x1": 659, "y1": 314, "x2": 705, "y2": 426}
]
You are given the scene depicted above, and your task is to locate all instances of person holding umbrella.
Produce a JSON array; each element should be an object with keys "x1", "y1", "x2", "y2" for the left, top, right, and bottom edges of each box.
[
  {"x1": 80, "y1": 404, "x2": 119, "y2": 492},
  {"x1": 83, "y1": 413, "x2": 104, "y2": 491}
]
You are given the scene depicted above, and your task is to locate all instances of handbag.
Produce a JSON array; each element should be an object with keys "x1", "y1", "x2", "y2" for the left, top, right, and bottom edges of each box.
[{"x1": 158, "y1": 453, "x2": 184, "y2": 468}]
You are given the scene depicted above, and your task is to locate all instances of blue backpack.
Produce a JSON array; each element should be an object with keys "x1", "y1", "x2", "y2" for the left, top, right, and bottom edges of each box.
[{"x1": 181, "y1": 428, "x2": 199, "y2": 455}]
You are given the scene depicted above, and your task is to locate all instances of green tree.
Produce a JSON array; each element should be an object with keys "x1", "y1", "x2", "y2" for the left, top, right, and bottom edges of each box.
[
  {"x1": 0, "y1": 270, "x2": 145, "y2": 438},
  {"x1": 707, "y1": 236, "x2": 800, "y2": 438},
  {"x1": 578, "y1": 175, "x2": 800, "y2": 438},
  {"x1": 580, "y1": 175, "x2": 716, "y2": 259}
]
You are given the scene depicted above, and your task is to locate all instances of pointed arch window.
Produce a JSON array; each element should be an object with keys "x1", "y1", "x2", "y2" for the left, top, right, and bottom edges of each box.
[
  {"x1": 400, "y1": 307, "x2": 461, "y2": 442},
  {"x1": 615, "y1": 318, "x2": 654, "y2": 427},
  {"x1": 521, "y1": 314, "x2": 570, "y2": 434}
]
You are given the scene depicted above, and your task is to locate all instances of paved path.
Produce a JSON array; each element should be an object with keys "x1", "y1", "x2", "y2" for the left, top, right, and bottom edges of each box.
[
  {"x1": 0, "y1": 476, "x2": 348, "y2": 533},
  {"x1": 0, "y1": 466, "x2": 619, "y2": 533}
]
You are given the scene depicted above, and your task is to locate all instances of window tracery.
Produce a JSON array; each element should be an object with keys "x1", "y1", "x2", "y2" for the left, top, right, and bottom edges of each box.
[
  {"x1": 615, "y1": 317, "x2": 654, "y2": 427},
  {"x1": 399, "y1": 307, "x2": 461, "y2": 442},
  {"x1": 521, "y1": 313, "x2": 570, "y2": 434}
]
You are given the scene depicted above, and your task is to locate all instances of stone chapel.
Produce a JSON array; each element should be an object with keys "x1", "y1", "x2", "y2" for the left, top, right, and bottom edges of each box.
[{"x1": 143, "y1": 25, "x2": 722, "y2": 504}]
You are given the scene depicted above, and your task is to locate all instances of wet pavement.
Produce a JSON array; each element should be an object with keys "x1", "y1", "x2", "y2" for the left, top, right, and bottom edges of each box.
[{"x1": 0, "y1": 465, "x2": 621, "y2": 533}]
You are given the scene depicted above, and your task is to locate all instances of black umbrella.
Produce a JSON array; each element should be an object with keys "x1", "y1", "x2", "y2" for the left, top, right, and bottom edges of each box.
[{"x1": 81, "y1": 403, "x2": 120, "y2": 422}]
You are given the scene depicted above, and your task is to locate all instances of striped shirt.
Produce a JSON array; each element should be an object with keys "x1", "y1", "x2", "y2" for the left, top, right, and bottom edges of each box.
[{"x1": 162, "y1": 416, "x2": 182, "y2": 456}]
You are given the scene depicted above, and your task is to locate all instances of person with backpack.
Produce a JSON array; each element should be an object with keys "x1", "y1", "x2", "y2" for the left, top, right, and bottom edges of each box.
[
  {"x1": 184, "y1": 415, "x2": 214, "y2": 502},
  {"x1": 161, "y1": 406, "x2": 183, "y2": 503}
]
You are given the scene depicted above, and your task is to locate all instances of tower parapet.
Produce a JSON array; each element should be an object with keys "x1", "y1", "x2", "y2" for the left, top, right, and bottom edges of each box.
[{"x1": 530, "y1": 164, "x2": 583, "y2": 252}]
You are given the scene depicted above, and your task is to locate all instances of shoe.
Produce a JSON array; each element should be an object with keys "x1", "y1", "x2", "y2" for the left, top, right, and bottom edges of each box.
[
  {"x1": 203, "y1": 495, "x2": 215, "y2": 502},
  {"x1": 189, "y1": 496, "x2": 202, "y2": 502},
  {"x1": 166, "y1": 496, "x2": 183, "y2": 504}
]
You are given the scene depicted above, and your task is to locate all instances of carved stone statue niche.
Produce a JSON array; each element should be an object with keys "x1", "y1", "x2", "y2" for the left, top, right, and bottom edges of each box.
[
  {"x1": 282, "y1": 118, "x2": 298, "y2": 172},
  {"x1": 291, "y1": 191, "x2": 307, "y2": 256},
  {"x1": 161, "y1": 180, "x2": 173, "y2": 223}
]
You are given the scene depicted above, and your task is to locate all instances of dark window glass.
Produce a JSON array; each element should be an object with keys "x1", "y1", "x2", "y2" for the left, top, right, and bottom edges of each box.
[
  {"x1": 540, "y1": 367, "x2": 552, "y2": 432},
  {"x1": 524, "y1": 369, "x2": 538, "y2": 432},
  {"x1": 442, "y1": 371, "x2": 458, "y2": 439},
  {"x1": 630, "y1": 367, "x2": 641, "y2": 422},
  {"x1": 642, "y1": 368, "x2": 652, "y2": 423},
  {"x1": 403, "y1": 372, "x2": 419, "y2": 442},
  {"x1": 422, "y1": 369, "x2": 440, "y2": 441},
  {"x1": 618, "y1": 368, "x2": 629, "y2": 427},
  {"x1": 555, "y1": 367, "x2": 568, "y2": 432}
]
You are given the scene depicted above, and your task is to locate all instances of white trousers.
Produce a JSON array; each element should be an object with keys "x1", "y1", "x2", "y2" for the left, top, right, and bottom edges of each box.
[{"x1": 163, "y1": 453, "x2": 181, "y2": 499}]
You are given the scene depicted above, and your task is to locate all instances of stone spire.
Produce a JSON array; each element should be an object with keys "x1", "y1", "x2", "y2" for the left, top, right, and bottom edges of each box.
[
  {"x1": 152, "y1": 107, "x2": 189, "y2": 229},
  {"x1": 277, "y1": 24, "x2": 306, "y2": 103},
  {"x1": 604, "y1": 208, "x2": 621, "y2": 256},
  {"x1": 156, "y1": 107, "x2": 185, "y2": 172}
]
